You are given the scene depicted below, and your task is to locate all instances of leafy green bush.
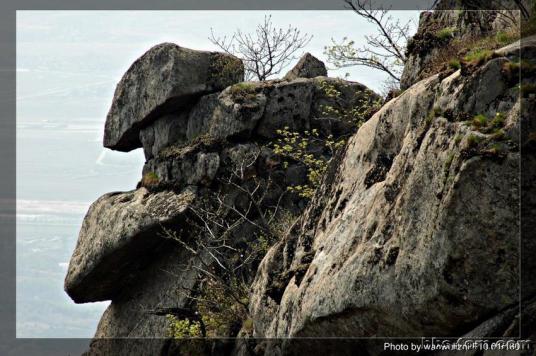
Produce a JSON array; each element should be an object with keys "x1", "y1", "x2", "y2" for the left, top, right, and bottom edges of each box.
[
  {"x1": 318, "y1": 81, "x2": 381, "y2": 127},
  {"x1": 471, "y1": 114, "x2": 488, "y2": 129},
  {"x1": 490, "y1": 112, "x2": 506, "y2": 129},
  {"x1": 273, "y1": 128, "x2": 344, "y2": 199},
  {"x1": 495, "y1": 31, "x2": 518, "y2": 45},
  {"x1": 448, "y1": 59, "x2": 461, "y2": 70},
  {"x1": 436, "y1": 27, "x2": 456, "y2": 40},
  {"x1": 463, "y1": 49, "x2": 494, "y2": 65},
  {"x1": 167, "y1": 315, "x2": 203, "y2": 338}
]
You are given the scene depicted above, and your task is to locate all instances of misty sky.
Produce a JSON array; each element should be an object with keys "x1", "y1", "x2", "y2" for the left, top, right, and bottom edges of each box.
[{"x1": 16, "y1": 10, "x2": 421, "y2": 338}]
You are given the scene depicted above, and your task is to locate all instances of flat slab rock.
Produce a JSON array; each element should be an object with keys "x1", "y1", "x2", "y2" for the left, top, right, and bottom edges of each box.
[
  {"x1": 103, "y1": 43, "x2": 244, "y2": 151},
  {"x1": 64, "y1": 187, "x2": 195, "y2": 303}
]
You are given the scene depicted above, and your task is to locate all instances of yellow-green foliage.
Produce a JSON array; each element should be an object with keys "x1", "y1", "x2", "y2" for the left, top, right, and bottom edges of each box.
[
  {"x1": 167, "y1": 315, "x2": 203, "y2": 338},
  {"x1": 448, "y1": 59, "x2": 461, "y2": 70},
  {"x1": 319, "y1": 80, "x2": 342, "y2": 98},
  {"x1": 167, "y1": 276, "x2": 249, "y2": 339},
  {"x1": 197, "y1": 277, "x2": 249, "y2": 337},
  {"x1": 141, "y1": 172, "x2": 159, "y2": 187},
  {"x1": 273, "y1": 127, "x2": 344, "y2": 199},
  {"x1": 436, "y1": 27, "x2": 456, "y2": 40},
  {"x1": 318, "y1": 80, "x2": 380, "y2": 127}
]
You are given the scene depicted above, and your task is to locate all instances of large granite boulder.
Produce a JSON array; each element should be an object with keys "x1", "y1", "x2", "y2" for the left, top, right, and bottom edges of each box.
[
  {"x1": 103, "y1": 43, "x2": 244, "y2": 151},
  {"x1": 64, "y1": 187, "x2": 195, "y2": 303},
  {"x1": 283, "y1": 53, "x2": 328, "y2": 80},
  {"x1": 248, "y1": 38, "x2": 530, "y2": 353}
]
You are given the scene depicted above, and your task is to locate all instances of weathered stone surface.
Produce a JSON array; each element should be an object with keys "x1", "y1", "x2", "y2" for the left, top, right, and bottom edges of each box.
[
  {"x1": 249, "y1": 39, "x2": 528, "y2": 349},
  {"x1": 103, "y1": 43, "x2": 244, "y2": 151},
  {"x1": 400, "y1": 3, "x2": 522, "y2": 89},
  {"x1": 139, "y1": 112, "x2": 189, "y2": 160},
  {"x1": 283, "y1": 53, "x2": 328, "y2": 81},
  {"x1": 64, "y1": 187, "x2": 195, "y2": 303},
  {"x1": 184, "y1": 77, "x2": 376, "y2": 142},
  {"x1": 83, "y1": 244, "x2": 200, "y2": 355},
  {"x1": 142, "y1": 139, "x2": 222, "y2": 188}
]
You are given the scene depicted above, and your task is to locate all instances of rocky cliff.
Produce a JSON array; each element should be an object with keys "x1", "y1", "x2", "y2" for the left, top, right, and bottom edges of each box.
[
  {"x1": 248, "y1": 35, "x2": 535, "y2": 354},
  {"x1": 64, "y1": 8, "x2": 535, "y2": 356}
]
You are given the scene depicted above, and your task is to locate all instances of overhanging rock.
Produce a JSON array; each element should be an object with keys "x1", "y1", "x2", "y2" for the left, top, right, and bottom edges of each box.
[
  {"x1": 64, "y1": 187, "x2": 195, "y2": 303},
  {"x1": 103, "y1": 43, "x2": 244, "y2": 151}
]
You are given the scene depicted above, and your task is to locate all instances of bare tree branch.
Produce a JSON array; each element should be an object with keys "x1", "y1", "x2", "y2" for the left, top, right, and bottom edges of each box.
[
  {"x1": 209, "y1": 15, "x2": 313, "y2": 81},
  {"x1": 325, "y1": 0, "x2": 415, "y2": 86}
]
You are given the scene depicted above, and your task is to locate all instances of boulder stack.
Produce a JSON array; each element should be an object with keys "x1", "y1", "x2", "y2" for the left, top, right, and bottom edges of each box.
[{"x1": 65, "y1": 44, "x2": 378, "y2": 355}]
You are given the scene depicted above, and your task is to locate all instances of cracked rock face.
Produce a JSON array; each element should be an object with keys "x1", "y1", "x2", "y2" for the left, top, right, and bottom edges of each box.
[
  {"x1": 137, "y1": 76, "x2": 377, "y2": 162},
  {"x1": 66, "y1": 40, "x2": 380, "y2": 355},
  {"x1": 103, "y1": 43, "x2": 244, "y2": 151},
  {"x1": 248, "y1": 39, "x2": 532, "y2": 352},
  {"x1": 64, "y1": 187, "x2": 195, "y2": 303},
  {"x1": 400, "y1": 3, "x2": 522, "y2": 90}
]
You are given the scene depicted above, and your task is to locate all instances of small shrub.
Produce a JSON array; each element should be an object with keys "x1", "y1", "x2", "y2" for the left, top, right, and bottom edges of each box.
[
  {"x1": 141, "y1": 172, "x2": 160, "y2": 187},
  {"x1": 454, "y1": 134, "x2": 463, "y2": 145},
  {"x1": 490, "y1": 112, "x2": 506, "y2": 129},
  {"x1": 167, "y1": 315, "x2": 203, "y2": 338},
  {"x1": 482, "y1": 142, "x2": 507, "y2": 158},
  {"x1": 436, "y1": 27, "x2": 456, "y2": 40},
  {"x1": 467, "y1": 133, "x2": 482, "y2": 148},
  {"x1": 503, "y1": 60, "x2": 536, "y2": 76},
  {"x1": 273, "y1": 128, "x2": 344, "y2": 199},
  {"x1": 319, "y1": 80, "x2": 342, "y2": 98},
  {"x1": 210, "y1": 55, "x2": 244, "y2": 84},
  {"x1": 471, "y1": 114, "x2": 488, "y2": 129},
  {"x1": 448, "y1": 59, "x2": 461, "y2": 70},
  {"x1": 242, "y1": 318, "x2": 254, "y2": 333},
  {"x1": 319, "y1": 81, "x2": 381, "y2": 127},
  {"x1": 491, "y1": 129, "x2": 506, "y2": 141},
  {"x1": 463, "y1": 49, "x2": 494, "y2": 65},
  {"x1": 495, "y1": 31, "x2": 518, "y2": 45}
]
